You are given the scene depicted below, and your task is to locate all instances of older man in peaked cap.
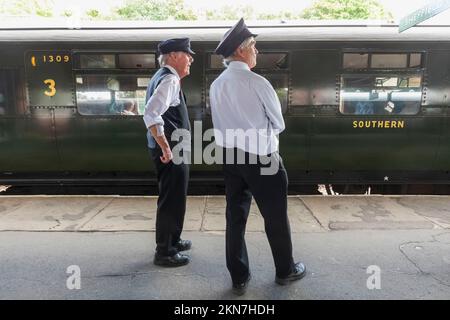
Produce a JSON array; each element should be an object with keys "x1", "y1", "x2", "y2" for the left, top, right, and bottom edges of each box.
[
  {"x1": 143, "y1": 38, "x2": 194, "y2": 267},
  {"x1": 209, "y1": 19, "x2": 306, "y2": 295}
]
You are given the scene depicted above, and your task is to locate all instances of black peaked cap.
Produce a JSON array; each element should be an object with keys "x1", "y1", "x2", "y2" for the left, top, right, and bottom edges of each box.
[
  {"x1": 158, "y1": 37, "x2": 195, "y2": 55},
  {"x1": 215, "y1": 18, "x2": 257, "y2": 58}
]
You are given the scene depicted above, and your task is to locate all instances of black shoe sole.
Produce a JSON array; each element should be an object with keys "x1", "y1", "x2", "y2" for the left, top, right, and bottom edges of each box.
[
  {"x1": 153, "y1": 258, "x2": 190, "y2": 268},
  {"x1": 275, "y1": 269, "x2": 307, "y2": 285}
]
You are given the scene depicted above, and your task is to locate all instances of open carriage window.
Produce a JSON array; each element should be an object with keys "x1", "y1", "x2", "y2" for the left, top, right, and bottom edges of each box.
[
  {"x1": 74, "y1": 52, "x2": 156, "y2": 116},
  {"x1": 340, "y1": 74, "x2": 422, "y2": 115},
  {"x1": 340, "y1": 52, "x2": 424, "y2": 115},
  {"x1": 76, "y1": 75, "x2": 150, "y2": 115}
]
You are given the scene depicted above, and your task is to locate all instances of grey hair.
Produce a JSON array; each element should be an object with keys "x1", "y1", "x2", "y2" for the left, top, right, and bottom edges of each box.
[
  {"x1": 222, "y1": 36, "x2": 256, "y2": 67},
  {"x1": 158, "y1": 54, "x2": 169, "y2": 67}
]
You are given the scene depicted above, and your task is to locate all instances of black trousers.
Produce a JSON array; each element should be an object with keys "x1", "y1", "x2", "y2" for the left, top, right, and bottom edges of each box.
[
  {"x1": 223, "y1": 148, "x2": 294, "y2": 283},
  {"x1": 150, "y1": 147, "x2": 189, "y2": 256}
]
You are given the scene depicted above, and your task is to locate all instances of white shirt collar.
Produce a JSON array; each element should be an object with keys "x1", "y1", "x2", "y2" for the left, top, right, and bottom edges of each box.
[
  {"x1": 227, "y1": 61, "x2": 251, "y2": 71},
  {"x1": 164, "y1": 64, "x2": 180, "y2": 80}
]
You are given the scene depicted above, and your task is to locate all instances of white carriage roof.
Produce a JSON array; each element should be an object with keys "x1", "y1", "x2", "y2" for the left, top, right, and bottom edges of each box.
[{"x1": 1, "y1": 19, "x2": 450, "y2": 42}]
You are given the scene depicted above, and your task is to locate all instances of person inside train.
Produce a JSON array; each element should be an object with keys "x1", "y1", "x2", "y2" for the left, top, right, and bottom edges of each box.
[
  {"x1": 143, "y1": 38, "x2": 194, "y2": 268},
  {"x1": 121, "y1": 100, "x2": 139, "y2": 115},
  {"x1": 355, "y1": 100, "x2": 375, "y2": 115},
  {"x1": 210, "y1": 18, "x2": 306, "y2": 296}
]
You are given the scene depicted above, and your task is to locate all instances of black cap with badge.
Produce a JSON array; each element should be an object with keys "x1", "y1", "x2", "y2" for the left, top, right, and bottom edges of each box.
[
  {"x1": 157, "y1": 38, "x2": 195, "y2": 55},
  {"x1": 215, "y1": 18, "x2": 258, "y2": 58}
]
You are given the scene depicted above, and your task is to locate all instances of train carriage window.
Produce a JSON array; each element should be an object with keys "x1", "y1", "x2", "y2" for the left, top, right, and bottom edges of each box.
[
  {"x1": 409, "y1": 53, "x2": 422, "y2": 67},
  {"x1": 76, "y1": 75, "x2": 149, "y2": 115},
  {"x1": 371, "y1": 54, "x2": 408, "y2": 68},
  {"x1": 343, "y1": 53, "x2": 423, "y2": 70},
  {"x1": 343, "y1": 53, "x2": 368, "y2": 69},
  {"x1": 79, "y1": 54, "x2": 115, "y2": 69},
  {"x1": 74, "y1": 51, "x2": 157, "y2": 116},
  {"x1": 118, "y1": 54, "x2": 156, "y2": 69},
  {"x1": 340, "y1": 74, "x2": 422, "y2": 115}
]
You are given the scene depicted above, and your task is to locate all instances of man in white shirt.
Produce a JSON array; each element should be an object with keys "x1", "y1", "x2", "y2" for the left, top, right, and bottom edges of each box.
[
  {"x1": 143, "y1": 38, "x2": 194, "y2": 267},
  {"x1": 210, "y1": 18, "x2": 306, "y2": 295}
]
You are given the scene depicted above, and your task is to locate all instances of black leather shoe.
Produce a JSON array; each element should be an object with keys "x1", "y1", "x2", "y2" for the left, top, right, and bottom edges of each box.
[
  {"x1": 175, "y1": 239, "x2": 192, "y2": 252},
  {"x1": 232, "y1": 273, "x2": 251, "y2": 296},
  {"x1": 275, "y1": 262, "x2": 306, "y2": 285},
  {"x1": 154, "y1": 252, "x2": 190, "y2": 267}
]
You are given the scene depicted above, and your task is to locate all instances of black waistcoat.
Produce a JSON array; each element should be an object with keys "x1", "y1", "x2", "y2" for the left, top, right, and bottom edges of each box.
[{"x1": 145, "y1": 67, "x2": 190, "y2": 148}]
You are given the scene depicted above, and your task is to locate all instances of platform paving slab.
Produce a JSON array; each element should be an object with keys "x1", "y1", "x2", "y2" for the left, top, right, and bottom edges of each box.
[
  {"x1": 300, "y1": 196, "x2": 440, "y2": 230},
  {"x1": 202, "y1": 196, "x2": 264, "y2": 232},
  {"x1": 0, "y1": 196, "x2": 112, "y2": 231},
  {"x1": 80, "y1": 196, "x2": 204, "y2": 231},
  {"x1": 201, "y1": 196, "x2": 323, "y2": 232},
  {"x1": 0, "y1": 195, "x2": 449, "y2": 232},
  {"x1": 394, "y1": 196, "x2": 450, "y2": 229}
]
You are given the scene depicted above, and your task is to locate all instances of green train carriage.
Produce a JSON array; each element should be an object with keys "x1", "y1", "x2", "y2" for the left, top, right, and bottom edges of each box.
[{"x1": 0, "y1": 22, "x2": 449, "y2": 193}]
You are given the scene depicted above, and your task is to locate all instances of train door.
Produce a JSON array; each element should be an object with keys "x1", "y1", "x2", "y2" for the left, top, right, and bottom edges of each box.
[
  {"x1": 1, "y1": 67, "x2": 59, "y2": 173},
  {"x1": 428, "y1": 50, "x2": 450, "y2": 181},
  {"x1": 289, "y1": 50, "x2": 339, "y2": 181}
]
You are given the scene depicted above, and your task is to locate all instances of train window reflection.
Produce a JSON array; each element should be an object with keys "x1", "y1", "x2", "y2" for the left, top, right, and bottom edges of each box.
[
  {"x1": 340, "y1": 74, "x2": 422, "y2": 115},
  {"x1": 343, "y1": 53, "x2": 423, "y2": 69},
  {"x1": 208, "y1": 53, "x2": 288, "y2": 70},
  {"x1": 343, "y1": 53, "x2": 368, "y2": 69},
  {"x1": 371, "y1": 54, "x2": 408, "y2": 68},
  {"x1": 76, "y1": 75, "x2": 149, "y2": 115},
  {"x1": 374, "y1": 77, "x2": 398, "y2": 87},
  {"x1": 209, "y1": 54, "x2": 223, "y2": 69},
  {"x1": 256, "y1": 53, "x2": 288, "y2": 70},
  {"x1": 409, "y1": 53, "x2": 422, "y2": 67},
  {"x1": 79, "y1": 54, "x2": 115, "y2": 69},
  {"x1": 118, "y1": 54, "x2": 156, "y2": 69}
]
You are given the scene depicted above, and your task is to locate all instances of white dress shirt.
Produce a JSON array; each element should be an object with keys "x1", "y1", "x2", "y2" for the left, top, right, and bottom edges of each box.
[
  {"x1": 143, "y1": 65, "x2": 180, "y2": 136},
  {"x1": 210, "y1": 61, "x2": 285, "y2": 156}
]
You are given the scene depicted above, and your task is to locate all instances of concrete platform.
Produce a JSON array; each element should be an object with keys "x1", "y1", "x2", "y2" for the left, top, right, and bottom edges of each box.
[
  {"x1": 0, "y1": 230, "x2": 449, "y2": 299},
  {"x1": 0, "y1": 195, "x2": 448, "y2": 232},
  {"x1": 0, "y1": 195, "x2": 449, "y2": 300}
]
